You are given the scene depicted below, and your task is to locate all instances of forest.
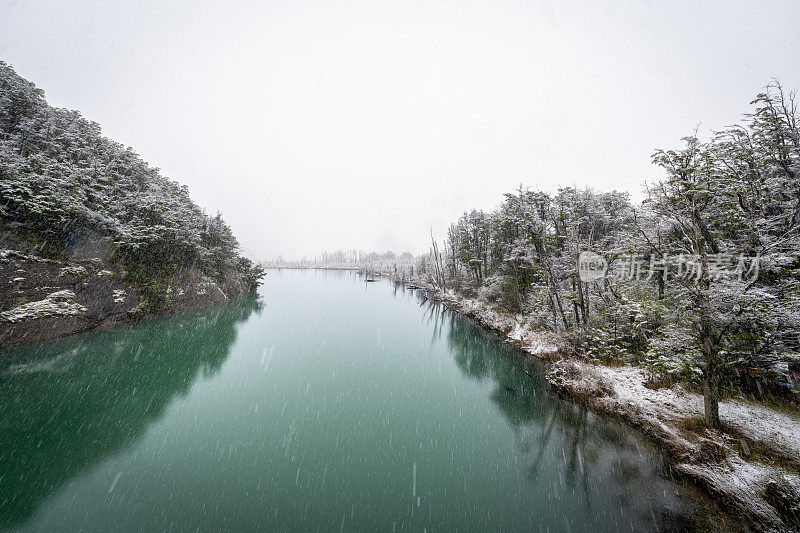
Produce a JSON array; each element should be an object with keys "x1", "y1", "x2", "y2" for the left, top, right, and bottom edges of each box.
[
  {"x1": 409, "y1": 83, "x2": 800, "y2": 427},
  {"x1": 0, "y1": 61, "x2": 265, "y2": 307}
]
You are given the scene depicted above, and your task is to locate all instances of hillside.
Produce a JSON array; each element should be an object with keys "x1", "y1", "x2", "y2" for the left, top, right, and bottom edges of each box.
[{"x1": 0, "y1": 62, "x2": 264, "y2": 348}]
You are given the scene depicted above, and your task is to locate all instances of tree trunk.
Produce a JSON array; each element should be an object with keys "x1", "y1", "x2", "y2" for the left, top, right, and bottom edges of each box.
[
  {"x1": 547, "y1": 261, "x2": 569, "y2": 331},
  {"x1": 698, "y1": 248, "x2": 721, "y2": 428}
]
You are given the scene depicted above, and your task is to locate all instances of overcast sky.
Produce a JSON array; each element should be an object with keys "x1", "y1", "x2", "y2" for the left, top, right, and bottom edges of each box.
[{"x1": 1, "y1": 1, "x2": 799, "y2": 259}]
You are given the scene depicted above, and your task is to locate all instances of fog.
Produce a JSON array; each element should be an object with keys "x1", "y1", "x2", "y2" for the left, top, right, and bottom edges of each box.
[{"x1": 1, "y1": 0, "x2": 799, "y2": 259}]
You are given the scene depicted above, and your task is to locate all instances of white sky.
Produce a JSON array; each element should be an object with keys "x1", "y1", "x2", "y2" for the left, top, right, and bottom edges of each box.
[{"x1": 1, "y1": 0, "x2": 799, "y2": 259}]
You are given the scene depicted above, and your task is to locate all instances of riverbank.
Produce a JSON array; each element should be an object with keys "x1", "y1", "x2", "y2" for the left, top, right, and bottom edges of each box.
[
  {"x1": 378, "y1": 273, "x2": 800, "y2": 532},
  {"x1": 0, "y1": 246, "x2": 256, "y2": 349}
]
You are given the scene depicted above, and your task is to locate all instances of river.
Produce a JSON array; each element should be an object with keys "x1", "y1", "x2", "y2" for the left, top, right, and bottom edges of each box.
[{"x1": 0, "y1": 269, "x2": 732, "y2": 531}]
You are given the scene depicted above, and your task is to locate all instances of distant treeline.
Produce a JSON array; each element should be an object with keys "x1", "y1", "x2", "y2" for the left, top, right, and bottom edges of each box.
[{"x1": 265, "y1": 249, "x2": 414, "y2": 269}]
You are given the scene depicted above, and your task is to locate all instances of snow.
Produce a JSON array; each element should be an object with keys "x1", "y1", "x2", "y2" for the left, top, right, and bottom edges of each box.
[
  {"x1": 721, "y1": 399, "x2": 800, "y2": 462},
  {"x1": 0, "y1": 290, "x2": 88, "y2": 322},
  {"x1": 545, "y1": 358, "x2": 800, "y2": 530},
  {"x1": 584, "y1": 363, "x2": 800, "y2": 463},
  {"x1": 113, "y1": 289, "x2": 127, "y2": 303},
  {"x1": 0, "y1": 249, "x2": 57, "y2": 264},
  {"x1": 438, "y1": 290, "x2": 561, "y2": 356},
  {"x1": 591, "y1": 363, "x2": 701, "y2": 419},
  {"x1": 677, "y1": 458, "x2": 800, "y2": 527},
  {"x1": 59, "y1": 265, "x2": 87, "y2": 276}
]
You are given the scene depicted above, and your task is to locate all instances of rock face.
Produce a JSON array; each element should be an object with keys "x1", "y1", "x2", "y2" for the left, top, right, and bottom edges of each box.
[{"x1": 0, "y1": 246, "x2": 252, "y2": 349}]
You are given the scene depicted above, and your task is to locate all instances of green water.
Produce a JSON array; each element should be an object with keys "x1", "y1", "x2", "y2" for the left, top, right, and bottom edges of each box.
[{"x1": 0, "y1": 269, "x2": 730, "y2": 531}]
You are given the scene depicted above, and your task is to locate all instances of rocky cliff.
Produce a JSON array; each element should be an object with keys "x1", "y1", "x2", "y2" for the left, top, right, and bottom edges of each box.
[{"x1": 0, "y1": 233, "x2": 256, "y2": 348}]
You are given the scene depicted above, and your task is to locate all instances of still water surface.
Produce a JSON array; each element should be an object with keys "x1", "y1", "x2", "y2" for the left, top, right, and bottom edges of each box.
[{"x1": 1, "y1": 270, "x2": 731, "y2": 531}]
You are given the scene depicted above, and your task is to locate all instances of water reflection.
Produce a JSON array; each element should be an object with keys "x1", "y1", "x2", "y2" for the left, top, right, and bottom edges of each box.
[
  {"x1": 0, "y1": 296, "x2": 262, "y2": 529},
  {"x1": 420, "y1": 296, "x2": 731, "y2": 532}
]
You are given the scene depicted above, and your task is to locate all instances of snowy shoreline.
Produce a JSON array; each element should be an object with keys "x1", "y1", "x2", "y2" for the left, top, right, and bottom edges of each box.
[{"x1": 375, "y1": 272, "x2": 800, "y2": 532}]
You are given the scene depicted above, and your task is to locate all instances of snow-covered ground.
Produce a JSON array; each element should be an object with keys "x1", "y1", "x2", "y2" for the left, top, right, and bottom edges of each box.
[
  {"x1": 0, "y1": 290, "x2": 87, "y2": 323},
  {"x1": 436, "y1": 289, "x2": 562, "y2": 357},
  {"x1": 546, "y1": 360, "x2": 800, "y2": 530},
  {"x1": 720, "y1": 399, "x2": 800, "y2": 464}
]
